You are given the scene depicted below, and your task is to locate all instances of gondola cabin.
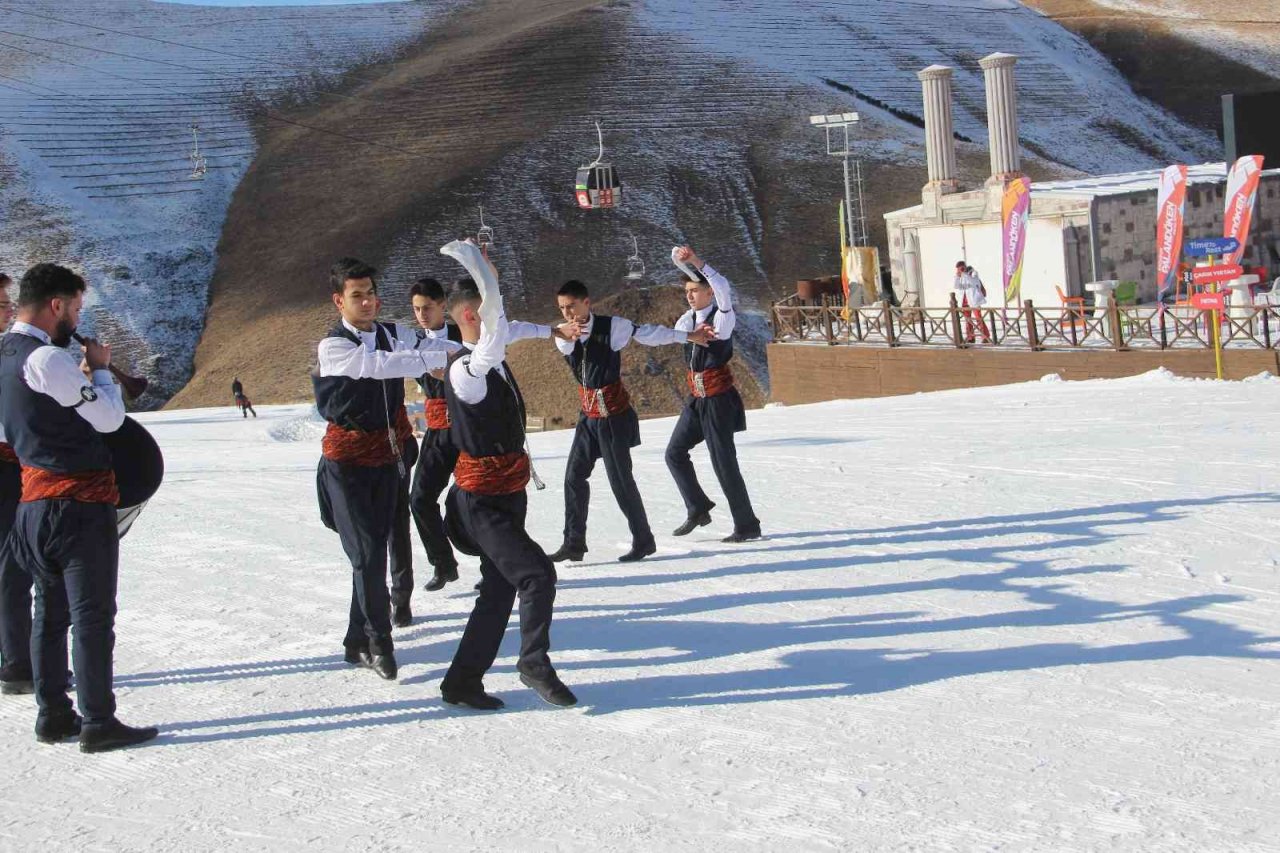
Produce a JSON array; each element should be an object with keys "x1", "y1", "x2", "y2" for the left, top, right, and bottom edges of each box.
[{"x1": 575, "y1": 163, "x2": 621, "y2": 209}]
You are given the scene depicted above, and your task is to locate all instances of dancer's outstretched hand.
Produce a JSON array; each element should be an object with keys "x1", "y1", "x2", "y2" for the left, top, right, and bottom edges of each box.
[
  {"x1": 554, "y1": 321, "x2": 584, "y2": 341},
  {"x1": 687, "y1": 326, "x2": 714, "y2": 346},
  {"x1": 675, "y1": 246, "x2": 704, "y2": 270}
]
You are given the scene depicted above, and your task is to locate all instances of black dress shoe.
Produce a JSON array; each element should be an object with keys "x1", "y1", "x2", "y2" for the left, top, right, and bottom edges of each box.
[
  {"x1": 618, "y1": 541, "x2": 657, "y2": 563},
  {"x1": 424, "y1": 565, "x2": 459, "y2": 592},
  {"x1": 343, "y1": 646, "x2": 373, "y2": 667},
  {"x1": 0, "y1": 662, "x2": 34, "y2": 695},
  {"x1": 35, "y1": 711, "x2": 82, "y2": 744},
  {"x1": 549, "y1": 544, "x2": 586, "y2": 563},
  {"x1": 722, "y1": 529, "x2": 762, "y2": 543},
  {"x1": 79, "y1": 718, "x2": 159, "y2": 754},
  {"x1": 672, "y1": 510, "x2": 713, "y2": 537},
  {"x1": 371, "y1": 652, "x2": 398, "y2": 681},
  {"x1": 441, "y1": 686, "x2": 505, "y2": 711},
  {"x1": 393, "y1": 603, "x2": 413, "y2": 628},
  {"x1": 519, "y1": 671, "x2": 578, "y2": 707}
]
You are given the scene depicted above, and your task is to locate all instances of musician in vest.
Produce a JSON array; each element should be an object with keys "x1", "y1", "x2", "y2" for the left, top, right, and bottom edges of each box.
[
  {"x1": 436, "y1": 239, "x2": 577, "y2": 709},
  {"x1": 0, "y1": 263, "x2": 158, "y2": 751},
  {"x1": 314, "y1": 258, "x2": 457, "y2": 681},
  {"x1": 665, "y1": 246, "x2": 761, "y2": 543},
  {"x1": 407, "y1": 277, "x2": 566, "y2": 593},
  {"x1": 0, "y1": 272, "x2": 34, "y2": 696},
  {"x1": 549, "y1": 280, "x2": 713, "y2": 564}
]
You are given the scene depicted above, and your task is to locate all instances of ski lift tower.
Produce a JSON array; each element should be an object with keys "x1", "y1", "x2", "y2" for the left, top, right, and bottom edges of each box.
[{"x1": 809, "y1": 112, "x2": 867, "y2": 247}]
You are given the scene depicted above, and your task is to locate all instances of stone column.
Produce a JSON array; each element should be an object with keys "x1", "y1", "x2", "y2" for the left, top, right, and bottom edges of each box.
[
  {"x1": 980, "y1": 52, "x2": 1021, "y2": 184},
  {"x1": 918, "y1": 65, "x2": 959, "y2": 191}
]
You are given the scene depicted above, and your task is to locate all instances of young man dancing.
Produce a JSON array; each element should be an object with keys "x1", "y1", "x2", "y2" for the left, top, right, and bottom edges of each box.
[
  {"x1": 314, "y1": 258, "x2": 454, "y2": 680},
  {"x1": 0, "y1": 272, "x2": 33, "y2": 696},
  {"x1": 665, "y1": 246, "x2": 761, "y2": 543},
  {"x1": 0, "y1": 263, "x2": 157, "y2": 751},
  {"x1": 407, "y1": 276, "x2": 567, "y2": 593},
  {"x1": 548, "y1": 279, "x2": 711, "y2": 564},
  {"x1": 436, "y1": 240, "x2": 576, "y2": 709}
]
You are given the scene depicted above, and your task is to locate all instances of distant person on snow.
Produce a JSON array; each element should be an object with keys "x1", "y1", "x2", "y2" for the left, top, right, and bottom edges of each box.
[
  {"x1": 953, "y1": 261, "x2": 990, "y2": 344},
  {"x1": 665, "y1": 246, "x2": 761, "y2": 543},
  {"x1": 231, "y1": 377, "x2": 256, "y2": 418},
  {"x1": 547, "y1": 278, "x2": 712, "y2": 565},
  {"x1": 311, "y1": 258, "x2": 455, "y2": 680}
]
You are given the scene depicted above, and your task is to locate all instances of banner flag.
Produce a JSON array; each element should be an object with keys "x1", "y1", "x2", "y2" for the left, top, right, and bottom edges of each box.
[
  {"x1": 1001, "y1": 177, "x2": 1031, "y2": 305},
  {"x1": 1154, "y1": 164, "x2": 1188, "y2": 306},
  {"x1": 1223, "y1": 155, "x2": 1265, "y2": 265}
]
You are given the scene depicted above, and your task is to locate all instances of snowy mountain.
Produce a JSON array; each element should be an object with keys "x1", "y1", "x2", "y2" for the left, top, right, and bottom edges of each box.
[{"x1": 0, "y1": 0, "x2": 1233, "y2": 407}]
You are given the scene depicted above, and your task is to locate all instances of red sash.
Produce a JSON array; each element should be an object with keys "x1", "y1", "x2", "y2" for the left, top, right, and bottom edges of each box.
[
  {"x1": 322, "y1": 407, "x2": 414, "y2": 467},
  {"x1": 21, "y1": 467, "x2": 119, "y2": 505},
  {"x1": 0, "y1": 442, "x2": 17, "y2": 465},
  {"x1": 578, "y1": 380, "x2": 631, "y2": 419},
  {"x1": 687, "y1": 365, "x2": 735, "y2": 399},
  {"x1": 454, "y1": 451, "x2": 530, "y2": 496},
  {"x1": 424, "y1": 398, "x2": 451, "y2": 431}
]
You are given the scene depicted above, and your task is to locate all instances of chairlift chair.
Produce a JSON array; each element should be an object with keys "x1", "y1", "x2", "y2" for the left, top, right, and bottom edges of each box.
[
  {"x1": 189, "y1": 122, "x2": 207, "y2": 180},
  {"x1": 625, "y1": 235, "x2": 645, "y2": 281},
  {"x1": 575, "y1": 122, "x2": 621, "y2": 210},
  {"x1": 476, "y1": 205, "x2": 494, "y2": 249}
]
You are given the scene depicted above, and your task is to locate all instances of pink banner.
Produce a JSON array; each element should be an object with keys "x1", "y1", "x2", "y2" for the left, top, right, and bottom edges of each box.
[
  {"x1": 1223, "y1": 155, "x2": 1265, "y2": 265},
  {"x1": 1154, "y1": 164, "x2": 1187, "y2": 302},
  {"x1": 1001, "y1": 177, "x2": 1031, "y2": 305}
]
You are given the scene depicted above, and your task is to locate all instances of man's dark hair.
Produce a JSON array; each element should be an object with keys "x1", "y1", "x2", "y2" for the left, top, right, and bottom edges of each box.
[
  {"x1": 330, "y1": 257, "x2": 377, "y2": 295},
  {"x1": 409, "y1": 276, "x2": 445, "y2": 302},
  {"x1": 18, "y1": 263, "x2": 86, "y2": 308},
  {"x1": 955, "y1": 260, "x2": 967, "y2": 269},
  {"x1": 681, "y1": 271, "x2": 709, "y2": 286},
  {"x1": 0, "y1": 273, "x2": 10, "y2": 287},
  {"x1": 447, "y1": 281, "x2": 482, "y2": 314},
  {"x1": 557, "y1": 280, "x2": 590, "y2": 300}
]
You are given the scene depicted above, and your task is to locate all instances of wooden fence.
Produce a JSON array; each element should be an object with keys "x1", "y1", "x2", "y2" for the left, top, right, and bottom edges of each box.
[{"x1": 771, "y1": 293, "x2": 1280, "y2": 352}]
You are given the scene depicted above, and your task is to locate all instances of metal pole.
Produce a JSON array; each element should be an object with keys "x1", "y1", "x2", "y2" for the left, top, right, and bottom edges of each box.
[{"x1": 842, "y1": 154, "x2": 856, "y2": 249}]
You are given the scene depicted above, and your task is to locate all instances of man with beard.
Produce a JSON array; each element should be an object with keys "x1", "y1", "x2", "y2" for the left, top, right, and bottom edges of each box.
[{"x1": 0, "y1": 263, "x2": 157, "y2": 751}]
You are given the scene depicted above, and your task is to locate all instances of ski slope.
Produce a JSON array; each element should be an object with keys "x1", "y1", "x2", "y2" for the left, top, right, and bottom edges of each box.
[{"x1": 1, "y1": 371, "x2": 1279, "y2": 850}]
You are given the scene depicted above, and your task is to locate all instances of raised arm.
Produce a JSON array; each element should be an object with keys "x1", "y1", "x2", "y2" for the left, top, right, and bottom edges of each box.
[{"x1": 440, "y1": 239, "x2": 509, "y2": 381}]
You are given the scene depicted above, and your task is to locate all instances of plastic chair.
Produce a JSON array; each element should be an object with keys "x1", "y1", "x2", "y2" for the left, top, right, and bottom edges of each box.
[{"x1": 1056, "y1": 284, "x2": 1086, "y2": 327}]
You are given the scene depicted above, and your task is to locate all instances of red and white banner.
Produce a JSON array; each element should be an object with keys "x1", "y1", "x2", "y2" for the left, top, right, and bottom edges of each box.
[
  {"x1": 1154, "y1": 165, "x2": 1187, "y2": 304},
  {"x1": 1223, "y1": 155, "x2": 1265, "y2": 265}
]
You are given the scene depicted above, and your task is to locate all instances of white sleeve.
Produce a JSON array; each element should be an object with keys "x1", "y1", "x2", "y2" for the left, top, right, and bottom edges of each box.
[
  {"x1": 631, "y1": 322, "x2": 688, "y2": 347},
  {"x1": 554, "y1": 334, "x2": 575, "y2": 356},
  {"x1": 609, "y1": 317, "x2": 634, "y2": 350},
  {"x1": 441, "y1": 239, "x2": 509, "y2": 403},
  {"x1": 23, "y1": 347, "x2": 125, "y2": 434},
  {"x1": 317, "y1": 336, "x2": 446, "y2": 379},
  {"x1": 674, "y1": 308, "x2": 696, "y2": 333},
  {"x1": 507, "y1": 320, "x2": 552, "y2": 343},
  {"x1": 701, "y1": 264, "x2": 737, "y2": 338}
]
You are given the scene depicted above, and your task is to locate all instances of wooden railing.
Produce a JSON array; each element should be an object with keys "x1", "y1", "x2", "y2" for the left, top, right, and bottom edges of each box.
[{"x1": 771, "y1": 294, "x2": 1280, "y2": 351}]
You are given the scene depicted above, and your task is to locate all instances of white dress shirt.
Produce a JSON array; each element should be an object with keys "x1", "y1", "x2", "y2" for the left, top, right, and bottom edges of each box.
[
  {"x1": 317, "y1": 318, "x2": 456, "y2": 379},
  {"x1": 10, "y1": 321, "x2": 125, "y2": 434},
  {"x1": 552, "y1": 313, "x2": 687, "y2": 356},
  {"x1": 674, "y1": 263, "x2": 737, "y2": 338}
]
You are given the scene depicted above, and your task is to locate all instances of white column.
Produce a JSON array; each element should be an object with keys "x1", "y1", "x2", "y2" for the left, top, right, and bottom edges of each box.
[
  {"x1": 917, "y1": 65, "x2": 958, "y2": 189},
  {"x1": 980, "y1": 52, "x2": 1021, "y2": 183}
]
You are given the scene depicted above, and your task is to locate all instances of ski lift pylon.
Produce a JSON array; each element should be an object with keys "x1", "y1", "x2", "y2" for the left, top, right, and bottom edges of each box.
[
  {"x1": 476, "y1": 205, "x2": 494, "y2": 249},
  {"x1": 575, "y1": 121, "x2": 621, "y2": 210},
  {"x1": 189, "y1": 122, "x2": 207, "y2": 180},
  {"x1": 625, "y1": 235, "x2": 645, "y2": 281}
]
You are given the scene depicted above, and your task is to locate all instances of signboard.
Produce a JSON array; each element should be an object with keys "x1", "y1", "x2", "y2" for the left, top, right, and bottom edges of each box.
[
  {"x1": 1191, "y1": 264, "x2": 1243, "y2": 285},
  {"x1": 1191, "y1": 292, "x2": 1226, "y2": 311},
  {"x1": 1184, "y1": 237, "x2": 1240, "y2": 258}
]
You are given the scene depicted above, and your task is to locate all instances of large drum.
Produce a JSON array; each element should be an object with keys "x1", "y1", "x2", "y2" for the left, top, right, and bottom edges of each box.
[{"x1": 105, "y1": 416, "x2": 164, "y2": 539}]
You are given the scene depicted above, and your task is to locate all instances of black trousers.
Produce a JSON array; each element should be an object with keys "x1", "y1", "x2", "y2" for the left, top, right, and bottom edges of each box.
[
  {"x1": 9, "y1": 500, "x2": 118, "y2": 725},
  {"x1": 563, "y1": 409, "x2": 652, "y2": 550},
  {"x1": 389, "y1": 439, "x2": 417, "y2": 607},
  {"x1": 409, "y1": 429, "x2": 460, "y2": 572},
  {"x1": 442, "y1": 486, "x2": 556, "y2": 690},
  {"x1": 665, "y1": 389, "x2": 760, "y2": 534},
  {"x1": 0, "y1": 461, "x2": 31, "y2": 671},
  {"x1": 317, "y1": 458, "x2": 397, "y2": 656}
]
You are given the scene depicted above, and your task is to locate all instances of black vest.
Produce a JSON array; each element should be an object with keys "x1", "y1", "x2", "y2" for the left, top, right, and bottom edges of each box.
[
  {"x1": 443, "y1": 349, "x2": 526, "y2": 458},
  {"x1": 685, "y1": 306, "x2": 734, "y2": 371},
  {"x1": 312, "y1": 322, "x2": 405, "y2": 431},
  {"x1": 0, "y1": 331, "x2": 113, "y2": 473},
  {"x1": 417, "y1": 323, "x2": 464, "y2": 400},
  {"x1": 564, "y1": 314, "x2": 622, "y2": 390}
]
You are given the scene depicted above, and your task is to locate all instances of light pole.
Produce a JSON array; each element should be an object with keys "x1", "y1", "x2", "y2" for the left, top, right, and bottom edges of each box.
[{"x1": 809, "y1": 112, "x2": 866, "y2": 248}]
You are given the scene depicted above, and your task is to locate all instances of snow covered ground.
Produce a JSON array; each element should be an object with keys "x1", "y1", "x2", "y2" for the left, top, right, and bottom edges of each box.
[{"x1": 2, "y1": 371, "x2": 1280, "y2": 850}]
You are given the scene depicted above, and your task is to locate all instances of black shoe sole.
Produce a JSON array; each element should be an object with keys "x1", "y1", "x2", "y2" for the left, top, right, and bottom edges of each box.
[
  {"x1": 442, "y1": 694, "x2": 505, "y2": 711},
  {"x1": 672, "y1": 513, "x2": 712, "y2": 537},
  {"x1": 519, "y1": 673, "x2": 578, "y2": 707},
  {"x1": 79, "y1": 731, "x2": 158, "y2": 754},
  {"x1": 618, "y1": 544, "x2": 657, "y2": 563},
  {"x1": 550, "y1": 550, "x2": 586, "y2": 563}
]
